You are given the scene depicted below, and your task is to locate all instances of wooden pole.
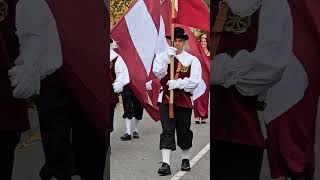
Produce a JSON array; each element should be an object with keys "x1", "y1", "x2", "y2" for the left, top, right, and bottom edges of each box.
[
  {"x1": 169, "y1": 0, "x2": 176, "y2": 118},
  {"x1": 212, "y1": 2, "x2": 229, "y2": 57}
]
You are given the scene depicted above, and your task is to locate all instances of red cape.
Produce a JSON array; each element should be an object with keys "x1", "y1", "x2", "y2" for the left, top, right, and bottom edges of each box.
[{"x1": 46, "y1": 0, "x2": 112, "y2": 144}]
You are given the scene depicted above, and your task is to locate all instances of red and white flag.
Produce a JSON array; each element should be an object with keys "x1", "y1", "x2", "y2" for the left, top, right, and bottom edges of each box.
[
  {"x1": 111, "y1": 0, "x2": 210, "y2": 120},
  {"x1": 111, "y1": 0, "x2": 162, "y2": 121}
]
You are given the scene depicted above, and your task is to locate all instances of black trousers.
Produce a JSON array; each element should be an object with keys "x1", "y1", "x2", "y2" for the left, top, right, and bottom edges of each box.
[
  {"x1": 36, "y1": 75, "x2": 107, "y2": 180},
  {"x1": 121, "y1": 85, "x2": 143, "y2": 120},
  {"x1": 110, "y1": 103, "x2": 116, "y2": 132},
  {"x1": 0, "y1": 131, "x2": 21, "y2": 180},
  {"x1": 212, "y1": 140, "x2": 264, "y2": 180},
  {"x1": 159, "y1": 103, "x2": 193, "y2": 151}
]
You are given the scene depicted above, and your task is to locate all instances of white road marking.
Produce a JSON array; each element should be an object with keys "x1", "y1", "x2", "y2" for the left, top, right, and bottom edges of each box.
[{"x1": 170, "y1": 142, "x2": 210, "y2": 180}]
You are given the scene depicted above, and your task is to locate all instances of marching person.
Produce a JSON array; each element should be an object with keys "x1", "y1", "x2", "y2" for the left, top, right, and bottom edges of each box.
[
  {"x1": 0, "y1": 0, "x2": 32, "y2": 179},
  {"x1": 110, "y1": 38, "x2": 149, "y2": 141},
  {"x1": 153, "y1": 27, "x2": 202, "y2": 175},
  {"x1": 195, "y1": 35, "x2": 209, "y2": 125},
  {"x1": 109, "y1": 39, "x2": 130, "y2": 133},
  {"x1": 211, "y1": 0, "x2": 291, "y2": 179},
  {"x1": 2, "y1": 0, "x2": 62, "y2": 179},
  {"x1": 9, "y1": 0, "x2": 112, "y2": 179},
  {"x1": 111, "y1": 41, "x2": 144, "y2": 141},
  {"x1": 119, "y1": 79, "x2": 144, "y2": 141}
]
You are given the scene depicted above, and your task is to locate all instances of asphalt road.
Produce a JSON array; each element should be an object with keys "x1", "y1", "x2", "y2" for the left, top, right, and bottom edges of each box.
[
  {"x1": 12, "y1": 103, "x2": 210, "y2": 180},
  {"x1": 110, "y1": 104, "x2": 210, "y2": 180},
  {"x1": 12, "y1": 100, "x2": 320, "y2": 180}
]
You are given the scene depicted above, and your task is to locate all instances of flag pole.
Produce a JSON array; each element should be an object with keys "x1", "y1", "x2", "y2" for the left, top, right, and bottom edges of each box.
[
  {"x1": 169, "y1": 0, "x2": 176, "y2": 118},
  {"x1": 212, "y1": 2, "x2": 228, "y2": 57}
]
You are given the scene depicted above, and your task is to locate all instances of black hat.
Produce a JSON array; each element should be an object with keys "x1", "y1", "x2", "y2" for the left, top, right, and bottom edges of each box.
[{"x1": 165, "y1": 27, "x2": 189, "y2": 40}]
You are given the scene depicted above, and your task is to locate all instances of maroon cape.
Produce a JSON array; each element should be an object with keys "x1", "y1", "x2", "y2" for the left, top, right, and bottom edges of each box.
[
  {"x1": 46, "y1": 0, "x2": 112, "y2": 144},
  {"x1": 211, "y1": 1, "x2": 265, "y2": 148},
  {"x1": 0, "y1": 0, "x2": 29, "y2": 131}
]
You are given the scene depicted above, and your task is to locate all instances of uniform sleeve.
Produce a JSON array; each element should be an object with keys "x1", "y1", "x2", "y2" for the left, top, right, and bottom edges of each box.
[
  {"x1": 211, "y1": 0, "x2": 292, "y2": 96},
  {"x1": 152, "y1": 51, "x2": 169, "y2": 80},
  {"x1": 114, "y1": 56, "x2": 130, "y2": 87},
  {"x1": 177, "y1": 56, "x2": 202, "y2": 93},
  {"x1": 16, "y1": 0, "x2": 62, "y2": 79}
]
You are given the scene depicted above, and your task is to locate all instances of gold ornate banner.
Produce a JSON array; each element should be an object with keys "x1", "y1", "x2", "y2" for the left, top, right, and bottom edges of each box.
[{"x1": 110, "y1": 0, "x2": 135, "y2": 27}]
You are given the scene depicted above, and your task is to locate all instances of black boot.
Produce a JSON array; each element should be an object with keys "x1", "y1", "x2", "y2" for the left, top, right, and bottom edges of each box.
[
  {"x1": 132, "y1": 131, "x2": 139, "y2": 139},
  {"x1": 57, "y1": 177, "x2": 71, "y2": 180},
  {"x1": 120, "y1": 133, "x2": 132, "y2": 141},
  {"x1": 39, "y1": 170, "x2": 71, "y2": 180},
  {"x1": 39, "y1": 167, "x2": 72, "y2": 180},
  {"x1": 80, "y1": 175, "x2": 103, "y2": 180},
  {"x1": 181, "y1": 159, "x2": 191, "y2": 171},
  {"x1": 158, "y1": 162, "x2": 171, "y2": 176},
  {"x1": 40, "y1": 175, "x2": 71, "y2": 180}
]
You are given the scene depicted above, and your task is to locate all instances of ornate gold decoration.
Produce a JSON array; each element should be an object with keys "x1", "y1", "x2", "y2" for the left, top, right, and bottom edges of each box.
[
  {"x1": 110, "y1": 0, "x2": 135, "y2": 27},
  {"x1": 179, "y1": 65, "x2": 189, "y2": 73},
  {"x1": 225, "y1": 13, "x2": 251, "y2": 34}
]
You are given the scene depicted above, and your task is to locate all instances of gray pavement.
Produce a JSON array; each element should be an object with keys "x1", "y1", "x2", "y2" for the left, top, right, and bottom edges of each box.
[
  {"x1": 12, "y1": 102, "x2": 210, "y2": 180},
  {"x1": 12, "y1": 100, "x2": 320, "y2": 180},
  {"x1": 110, "y1": 103, "x2": 210, "y2": 180}
]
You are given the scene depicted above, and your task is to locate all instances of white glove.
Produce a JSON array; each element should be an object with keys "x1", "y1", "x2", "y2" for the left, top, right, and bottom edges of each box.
[
  {"x1": 167, "y1": 47, "x2": 177, "y2": 57},
  {"x1": 8, "y1": 64, "x2": 40, "y2": 99},
  {"x1": 113, "y1": 83, "x2": 123, "y2": 93},
  {"x1": 146, "y1": 81, "x2": 152, "y2": 90},
  {"x1": 167, "y1": 79, "x2": 181, "y2": 90},
  {"x1": 211, "y1": 53, "x2": 230, "y2": 85}
]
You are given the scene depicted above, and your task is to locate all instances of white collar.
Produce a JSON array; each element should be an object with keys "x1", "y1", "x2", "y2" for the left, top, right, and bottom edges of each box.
[
  {"x1": 175, "y1": 51, "x2": 194, "y2": 67},
  {"x1": 225, "y1": 0, "x2": 262, "y2": 17},
  {"x1": 110, "y1": 49, "x2": 118, "y2": 62}
]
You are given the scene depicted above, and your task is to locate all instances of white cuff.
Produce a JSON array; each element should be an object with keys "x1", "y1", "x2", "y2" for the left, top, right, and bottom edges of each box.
[{"x1": 211, "y1": 53, "x2": 229, "y2": 85}]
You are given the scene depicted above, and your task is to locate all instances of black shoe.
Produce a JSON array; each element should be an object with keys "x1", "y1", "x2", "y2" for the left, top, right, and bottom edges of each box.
[
  {"x1": 120, "y1": 133, "x2": 132, "y2": 141},
  {"x1": 57, "y1": 177, "x2": 71, "y2": 180},
  {"x1": 133, "y1": 131, "x2": 139, "y2": 139},
  {"x1": 158, "y1": 162, "x2": 171, "y2": 176},
  {"x1": 40, "y1": 175, "x2": 71, "y2": 180},
  {"x1": 181, "y1": 159, "x2": 191, "y2": 171},
  {"x1": 80, "y1": 175, "x2": 103, "y2": 180},
  {"x1": 39, "y1": 168, "x2": 72, "y2": 180}
]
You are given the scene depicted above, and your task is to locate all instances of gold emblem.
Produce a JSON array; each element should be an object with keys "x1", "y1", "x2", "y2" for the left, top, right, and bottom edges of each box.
[
  {"x1": 0, "y1": 0, "x2": 8, "y2": 22},
  {"x1": 225, "y1": 13, "x2": 251, "y2": 34},
  {"x1": 179, "y1": 65, "x2": 189, "y2": 73}
]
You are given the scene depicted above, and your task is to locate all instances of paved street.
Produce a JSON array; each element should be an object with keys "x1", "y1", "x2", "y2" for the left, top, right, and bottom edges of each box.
[
  {"x1": 12, "y1": 102, "x2": 210, "y2": 180},
  {"x1": 110, "y1": 104, "x2": 210, "y2": 180},
  {"x1": 12, "y1": 100, "x2": 320, "y2": 180}
]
